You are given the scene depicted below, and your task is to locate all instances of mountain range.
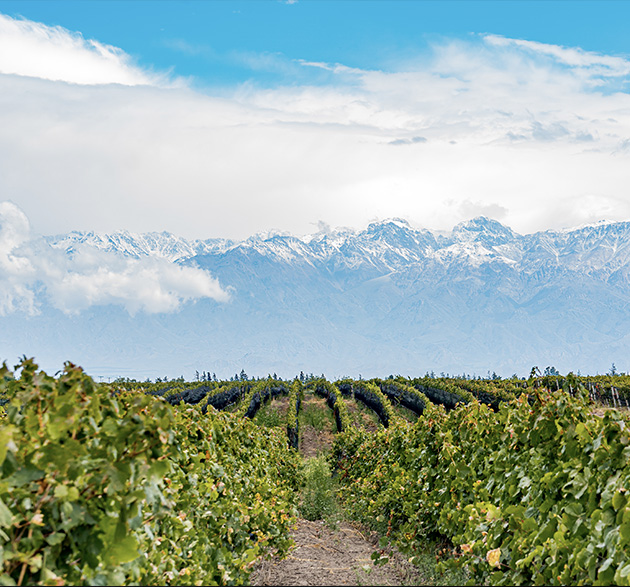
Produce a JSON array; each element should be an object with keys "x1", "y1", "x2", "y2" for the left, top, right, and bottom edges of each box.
[{"x1": 4, "y1": 216, "x2": 630, "y2": 379}]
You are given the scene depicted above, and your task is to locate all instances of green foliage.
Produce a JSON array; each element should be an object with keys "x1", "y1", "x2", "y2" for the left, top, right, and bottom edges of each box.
[
  {"x1": 332, "y1": 391, "x2": 351, "y2": 431},
  {"x1": 286, "y1": 381, "x2": 301, "y2": 450},
  {"x1": 234, "y1": 379, "x2": 289, "y2": 419},
  {"x1": 0, "y1": 359, "x2": 300, "y2": 586},
  {"x1": 403, "y1": 542, "x2": 469, "y2": 586},
  {"x1": 286, "y1": 381, "x2": 301, "y2": 430},
  {"x1": 299, "y1": 455, "x2": 340, "y2": 527},
  {"x1": 333, "y1": 389, "x2": 630, "y2": 585},
  {"x1": 146, "y1": 402, "x2": 300, "y2": 585},
  {"x1": 0, "y1": 359, "x2": 175, "y2": 585},
  {"x1": 351, "y1": 398, "x2": 382, "y2": 428},
  {"x1": 375, "y1": 378, "x2": 435, "y2": 419},
  {"x1": 254, "y1": 404, "x2": 284, "y2": 428},
  {"x1": 10, "y1": 363, "x2": 630, "y2": 586},
  {"x1": 306, "y1": 379, "x2": 352, "y2": 432},
  {"x1": 353, "y1": 380, "x2": 400, "y2": 427}
]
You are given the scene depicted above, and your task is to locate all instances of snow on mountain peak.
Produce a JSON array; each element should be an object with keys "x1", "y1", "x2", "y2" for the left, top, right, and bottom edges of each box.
[
  {"x1": 47, "y1": 229, "x2": 200, "y2": 262},
  {"x1": 366, "y1": 218, "x2": 412, "y2": 233},
  {"x1": 43, "y1": 216, "x2": 630, "y2": 276},
  {"x1": 247, "y1": 228, "x2": 293, "y2": 242},
  {"x1": 452, "y1": 216, "x2": 517, "y2": 246},
  {"x1": 558, "y1": 219, "x2": 627, "y2": 236}
]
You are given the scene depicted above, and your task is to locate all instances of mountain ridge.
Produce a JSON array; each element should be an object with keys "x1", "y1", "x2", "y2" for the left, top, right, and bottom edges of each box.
[
  {"x1": 7, "y1": 216, "x2": 630, "y2": 379},
  {"x1": 46, "y1": 216, "x2": 630, "y2": 275}
]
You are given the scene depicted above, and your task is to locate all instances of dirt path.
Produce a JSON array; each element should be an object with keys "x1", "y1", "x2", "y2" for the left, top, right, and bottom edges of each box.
[
  {"x1": 250, "y1": 392, "x2": 425, "y2": 586},
  {"x1": 300, "y1": 424, "x2": 335, "y2": 458},
  {"x1": 250, "y1": 518, "x2": 421, "y2": 586},
  {"x1": 298, "y1": 394, "x2": 336, "y2": 458},
  {"x1": 345, "y1": 397, "x2": 380, "y2": 433},
  {"x1": 271, "y1": 394, "x2": 290, "y2": 416}
]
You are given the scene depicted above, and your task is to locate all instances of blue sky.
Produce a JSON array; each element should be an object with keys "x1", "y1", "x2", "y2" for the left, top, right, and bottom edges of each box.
[
  {"x1": 0, "y1": 1, "x2": 630, "y2": 241},
  {"x1": 1, "y1": 1, "x2": 629, "y2": 87}
]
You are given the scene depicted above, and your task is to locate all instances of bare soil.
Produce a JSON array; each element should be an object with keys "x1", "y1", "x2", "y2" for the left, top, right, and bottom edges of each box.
[
  {"x1": 300, "y1": 423, "x2": 335, "y2": 458},
  {"x1": 298, "y1": 395, "x2": 336, "y2": 458},
  {"x1": 592, "y1": 405, "x2": 630, "y2": 417},
  {"x1": 250, "y1": 518, "x2": 422, "y2": 586},
  {"x1": 268, "y1": 394, "x2": 290, "y2": 418},
  {"x1": 345, "y1": 399, "x2": 380, "y2": 433}
]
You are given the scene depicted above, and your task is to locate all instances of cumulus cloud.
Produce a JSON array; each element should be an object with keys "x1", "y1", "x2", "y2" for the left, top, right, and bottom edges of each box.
[
  {"x1": 44, "y1": 254, "x2": 229, "y2": 314},
  {"x1": 0, "y1": 202, "x2": 36, "y2": 314},
  {"x1": 2, "y1": 16, "x2": 630, "y2": 239},
  {"x1": 0, "y1": 202, "x2": 229, "y2": 316},
  {"x1": 458, "y1": 200, "x2": 509, "y2": 221},
  {"x1": 0, "y1": 13, "x2": 172, "y2": 85}
]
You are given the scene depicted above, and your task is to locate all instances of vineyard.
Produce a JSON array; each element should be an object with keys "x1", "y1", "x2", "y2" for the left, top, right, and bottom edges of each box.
[{"x1": 2, "y1": 361, "x2": 630, "y2": 585}]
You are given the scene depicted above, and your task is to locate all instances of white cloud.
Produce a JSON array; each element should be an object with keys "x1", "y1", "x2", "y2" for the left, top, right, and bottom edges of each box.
[
  {"x1": 458, "y1": 200, "x2": 509, "y2": 221},
  {"x1": 0, "y1": 202, "x2": 229, "y2": 316},
  {"x1": 0, "y1": 202, "x2": 36, "y2": 314},
  {"x1": 1, "y1": 17, "x2": 630, "y2": 239},
  {"x1": 484, "y1": 34, "x2": 630, "y2": 79},
  {"x1": 0, "y1": 13, "x2": 172, "y2": 86},
  {"x1": 45, "y1": 254, "x2": 229, "y2": 314}
]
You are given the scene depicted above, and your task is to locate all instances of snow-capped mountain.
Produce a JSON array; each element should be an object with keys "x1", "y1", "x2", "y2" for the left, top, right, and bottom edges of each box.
[
  {"x1": 46, "y1": 230, "x2": 234, "y2": 262},
  {"x1": 46, "y1": 216, "x2": 630, "y2": 277},
  {"x1": 7, "y1": 217, "x2": 630, "y2": 379}
]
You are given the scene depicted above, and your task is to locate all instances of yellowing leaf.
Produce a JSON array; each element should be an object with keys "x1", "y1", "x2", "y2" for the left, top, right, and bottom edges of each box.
[
  {"x1": 0, "y1": 426, "x2": 13, "y2": 465},
  {"x1": 486, "y1": 548, "x2": 501, "y2": 568}
]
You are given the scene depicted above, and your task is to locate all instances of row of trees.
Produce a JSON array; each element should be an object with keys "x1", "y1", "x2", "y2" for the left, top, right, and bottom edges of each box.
[{"x1": 114, "y1": 364, "x2": 626, "y2": 386}]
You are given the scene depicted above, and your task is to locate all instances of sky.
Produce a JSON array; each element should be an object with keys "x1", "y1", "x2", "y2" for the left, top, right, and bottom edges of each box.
[{"x1": 1, "y1": 1, "x2": 630, "y2": 240}]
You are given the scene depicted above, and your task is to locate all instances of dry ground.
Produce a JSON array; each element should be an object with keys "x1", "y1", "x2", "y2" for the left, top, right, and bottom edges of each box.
[
  {"x1": 297, "y1": 394, "x2": 336, "y2": 458},
  {"x1": 250, "y1": 518, "x2": 423, "y2": 586}
]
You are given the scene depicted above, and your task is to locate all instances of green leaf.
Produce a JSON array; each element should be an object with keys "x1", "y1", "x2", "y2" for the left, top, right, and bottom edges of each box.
[
  {"x1": 7, "y1": 466, "x2": 43, "y2": 488},
  {"x1": 148, "y1": 459, "x2": 169, "y2": 481},
  {"x1": 104, "y1": 535, "x2": 139, "y2": 565},
  {"x1": 564, "y1": 502, "x2": 583, "y2": 518},
  {"x1": 45, "y1": 532, "x2": 65, "y2": 546},
  {"x1": 613, "y1": 491, "x2": 626, "y2": 511},
  {"x1": 54, "y1": 485, "x2": 68, "y2": 499},
  {"x1": 615, "y1": 562, "x2": 630, "y2": 585},
  {"x1": 576, "y1": 422, "x2": 590, "y2": 442},
  {"x1": 620, "y1": 521, "x2": 630, "y2": 545},
  {"x1": 0, "y1": 498, "x2": 12, "y2": 528},
  {"x1": 599, "y1": 558, "x2": 616, "y2": 584}
]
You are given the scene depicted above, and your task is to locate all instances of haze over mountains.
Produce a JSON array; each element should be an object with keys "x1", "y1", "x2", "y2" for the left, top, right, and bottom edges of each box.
[{"x1": 3, "y1": 216, "x2": 630, "y2": 379}]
